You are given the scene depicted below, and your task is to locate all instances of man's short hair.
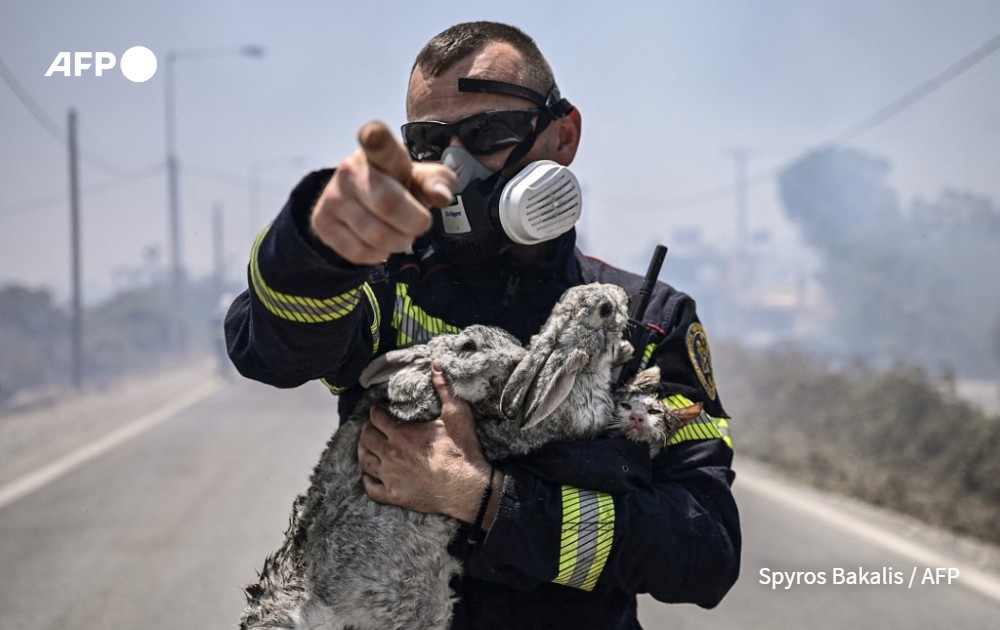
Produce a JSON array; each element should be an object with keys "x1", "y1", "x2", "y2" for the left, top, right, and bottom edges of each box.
[{"x1": 412, "y1": 21, "x2": 556, "y2": 94}]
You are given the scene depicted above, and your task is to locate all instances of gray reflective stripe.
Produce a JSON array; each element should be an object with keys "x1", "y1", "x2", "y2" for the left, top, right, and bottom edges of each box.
[
  {"x1": 553, "y1": 486, "x2": 615, "y2": 592},
  {"x1": 565, "y1": 490, "x2": 600, "y2": 588},
  {"x1": 396, "y1": 310, "x2": 433, "y2": 345},
  {"x1": 250, "y1": 226, "x2": 363, "y2": 323},
  {"x1": 361, "y1": 282, "x2": 381, "y2": 355},
  {"x1": 392, "y1": 282, "x2": 461, "y2": 346}
]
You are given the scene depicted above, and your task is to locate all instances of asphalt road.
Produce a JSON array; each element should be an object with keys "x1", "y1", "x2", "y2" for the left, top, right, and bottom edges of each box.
[{"x1": 1, "y1": 375, "x2": 998, "y2": 629}]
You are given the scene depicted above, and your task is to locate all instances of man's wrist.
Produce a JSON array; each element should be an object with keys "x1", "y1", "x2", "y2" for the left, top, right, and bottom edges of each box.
[
  {"x1": 466, "y1": 465, "x2": 496, "y2": 546},
  {"x1": 480, "y1": 467, "x2": 505, "y2": 532}
]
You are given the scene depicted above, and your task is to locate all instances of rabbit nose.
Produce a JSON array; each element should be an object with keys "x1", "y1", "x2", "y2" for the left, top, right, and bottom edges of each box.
[{"x1": 630, "y1": 413, "x2": 644, "y2": 425}]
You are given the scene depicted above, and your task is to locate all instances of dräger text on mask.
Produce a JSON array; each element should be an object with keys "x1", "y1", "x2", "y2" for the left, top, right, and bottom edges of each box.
[{"x1": 758, "y1": 567, "x2": 962, "y2": 590}]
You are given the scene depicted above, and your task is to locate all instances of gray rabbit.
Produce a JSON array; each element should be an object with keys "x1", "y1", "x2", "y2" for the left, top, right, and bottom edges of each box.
[
  {"x1": 239, "y1": 283, "x2": 631, "y2": 630},
  {"x1": 239, "y1": 325, "x2": 525, "y2": 630},
  {"x1": 488, "y1": 282, "x2": 632, "y2": 458}
]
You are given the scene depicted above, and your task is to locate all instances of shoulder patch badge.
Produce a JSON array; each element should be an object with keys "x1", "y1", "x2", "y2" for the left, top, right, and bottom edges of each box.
[{"x1": 685, "y1": 323, "x2": 717, "y2": 400}]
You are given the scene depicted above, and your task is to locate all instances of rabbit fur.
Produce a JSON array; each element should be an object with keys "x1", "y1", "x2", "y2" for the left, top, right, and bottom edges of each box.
[
  {"x1": 491, "y1": 282, "x2": 633, "y2": 458},
  {"x1": 611, "y1": 366, "x2": 704, "y2": 457},
  {"x1": 239, "y1": 283, "x2": 631, "y2": 630}
]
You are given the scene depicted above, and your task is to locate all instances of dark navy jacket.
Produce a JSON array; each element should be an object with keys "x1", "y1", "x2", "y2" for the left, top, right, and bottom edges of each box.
[{"x1": 225, "y1": 169, "x2": 741, "y2": 629}]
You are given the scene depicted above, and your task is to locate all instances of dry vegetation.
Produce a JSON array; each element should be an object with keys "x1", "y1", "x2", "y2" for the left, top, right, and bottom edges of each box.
[{"x1": 715, "y1": 342, "x2": 1000, "y2": 544}]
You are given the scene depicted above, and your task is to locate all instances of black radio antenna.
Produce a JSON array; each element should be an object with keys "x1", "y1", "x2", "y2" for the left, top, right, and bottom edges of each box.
[{"x1": 632, "y1": 244, "x2": 667, "y2": 321}]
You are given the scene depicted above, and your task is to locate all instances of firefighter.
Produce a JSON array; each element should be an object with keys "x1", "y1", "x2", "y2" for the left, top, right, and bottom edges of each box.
[{"x1": 225, "y1": 21, "x2": 740, "y2": 629}]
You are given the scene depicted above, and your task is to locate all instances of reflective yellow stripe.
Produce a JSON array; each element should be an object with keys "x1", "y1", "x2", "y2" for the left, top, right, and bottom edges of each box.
[
  {"x1": 553, "y1": 486, "x2": 615, "y2": 591},
  {"x1": 320, "y1": 378, "x2": 346, "y2": 395},
  {"x1": 640, "y1": 342, "x2": 657, "y2": 366},
  {"x1": 663, "y1": 393, "x2": 734, "y2": 449},
  {"x1": 392, "y1": 282, "x2": 461, "y2": 346},
  {"x1": 666, "y1": 393, "x2": 695, "y2": 408},
  {"x1": 554, "y1": 487, "x2": 582, "y2": 585},
  {"x1": 361, "y1": 282, "x2": 381, "y2": 355},
  {"x1": 250, "y1": 226, "x2": 364, "y2": 323},
  {"x1": 316, "y1": 279, "x2": 384, "y2": 393},
  {"x1": 716, "y1": 417, "x2": 731, "y2": 447}
]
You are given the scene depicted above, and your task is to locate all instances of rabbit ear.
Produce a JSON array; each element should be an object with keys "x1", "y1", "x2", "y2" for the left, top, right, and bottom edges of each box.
[
  {"x1": 502, "y1": 348, "x2": 589, "y2": 430},
  {"x1": 520, "y1": 349, "x2": 589, "y2": 430},
  {"x1": 359, "y1": 346, "x2": 429, "y2": 387},
  {"x1": 500, "y1": 350, "x2": 546, "y2": 421}
]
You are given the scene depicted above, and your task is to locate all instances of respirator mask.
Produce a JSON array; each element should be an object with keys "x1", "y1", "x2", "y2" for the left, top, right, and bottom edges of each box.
[{"x1": 402, "y1": 78, "x2": 583, "y2": 265}]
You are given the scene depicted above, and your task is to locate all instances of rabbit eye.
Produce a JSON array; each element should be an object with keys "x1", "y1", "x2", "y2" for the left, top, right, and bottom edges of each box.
[
  {"x1": 460, "y1": 340, "x2": 478, "y2": 352},
  {"x1": 599, "y1": 301, "x2": 614, "y2": 318},
  {"x1": 619, "y1": 401, "x2": 630, "y2": 409}
]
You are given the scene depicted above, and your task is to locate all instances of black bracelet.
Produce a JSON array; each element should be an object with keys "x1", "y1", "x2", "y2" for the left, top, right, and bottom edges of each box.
[{"x1": 467, "y1": 465, "x2": 496, "y2": 546}]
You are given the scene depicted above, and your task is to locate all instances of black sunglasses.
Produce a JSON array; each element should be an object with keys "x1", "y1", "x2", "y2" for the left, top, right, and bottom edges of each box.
[{"x1": 401, "y1": 109, "x2": 540, "y2": 162}]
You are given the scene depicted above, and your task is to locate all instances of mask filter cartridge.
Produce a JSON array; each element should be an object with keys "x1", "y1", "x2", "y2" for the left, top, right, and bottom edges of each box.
[
  {"x1": 432, "y1": 148, "x2": 583, "y2": 263},
  {"x1": 497, "y1": 160, "x2": 583, "y2": 246}
]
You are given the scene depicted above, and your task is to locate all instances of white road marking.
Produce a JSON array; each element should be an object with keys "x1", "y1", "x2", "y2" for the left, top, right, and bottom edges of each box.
[
  {"x1": 0, "y1": 378, "x2": 222, "y2": 511},
  {"x1": 739, "y1": 465, "x2": 1000, "y2": 603}
]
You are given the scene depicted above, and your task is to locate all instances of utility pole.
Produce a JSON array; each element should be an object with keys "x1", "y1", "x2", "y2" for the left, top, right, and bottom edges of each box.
[
  {"x1": 212, "y1": 202, "x2": 225, "y2": 300},
  {"x1": 67, "y1": 109, "x2": 83, "y2": 390},
  {"x1": 721, "y1": 148, "x2": 751, "y2": 339},
  {"x1": 164, "y1": 51, "x2": 185, "y2": 352},
  {"x1": 163, "y1": 45, "x2": 264, "y2": 353},
  {"x1": 733, "y1": 148, "x2": 748, "y2": 266}
]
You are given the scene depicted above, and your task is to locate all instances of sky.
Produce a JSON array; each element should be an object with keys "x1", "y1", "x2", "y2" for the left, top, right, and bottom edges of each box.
[{"x1": 1, "y1": 0, "x2": 999, "y2": 305}]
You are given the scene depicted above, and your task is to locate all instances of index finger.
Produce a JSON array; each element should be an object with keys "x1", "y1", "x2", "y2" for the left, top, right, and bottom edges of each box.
[
  {"x1": 358, "y1": 120, "x2": 413, "y2": 186},
  {"x1": 358, "y1": 120, "x2": 455, "y2": 211},
  {"x1": 367, "y1": 405, "x2": 396, "y2": 436}
]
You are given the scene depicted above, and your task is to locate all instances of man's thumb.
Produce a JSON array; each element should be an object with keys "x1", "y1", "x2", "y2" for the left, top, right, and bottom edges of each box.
[{"x1": 431, "y1": 360, "x2": 461, "y2": 415}]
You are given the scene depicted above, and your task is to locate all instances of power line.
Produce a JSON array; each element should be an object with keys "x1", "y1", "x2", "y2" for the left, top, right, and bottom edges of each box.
[
  {"x1": 0, "y1": 54, "x2": 127, "y2": 178},
  {"x1": 0, "y1": 162, "x2": 164, "y2": 220},
  {"x1": 833, "y1": 31, "x2": 1000, "y2": 144},
  {"x1": 0, "y1": 159, "x2": 296, "y2": 220},
  {"x1": 0, "y1": 56, "x2": 64, "y2": 141},
  {"x1": 183, "y1": 161, "x2": 300, "y2": 193},
  {"x1": 602, "y1": 30, "x2": 1000, "y2": 213}
]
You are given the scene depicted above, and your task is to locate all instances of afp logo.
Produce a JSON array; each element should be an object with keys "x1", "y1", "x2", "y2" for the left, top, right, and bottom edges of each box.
[{"x1": 44, "y1": 46, "x2": 157, "y2": 83}]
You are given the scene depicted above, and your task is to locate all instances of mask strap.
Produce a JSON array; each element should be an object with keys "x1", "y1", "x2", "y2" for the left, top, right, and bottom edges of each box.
[{"x1": 458, "y1": 78, "x2": 575, "y2": 171}]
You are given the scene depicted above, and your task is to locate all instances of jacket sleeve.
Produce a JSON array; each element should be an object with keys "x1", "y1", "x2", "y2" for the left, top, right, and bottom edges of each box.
[
  {"x1": 224, "y1": 169, "x2": 383, "y2": 391},
  {"x1": 463, "y1": 296, "x2": 741, "y2": 608}
]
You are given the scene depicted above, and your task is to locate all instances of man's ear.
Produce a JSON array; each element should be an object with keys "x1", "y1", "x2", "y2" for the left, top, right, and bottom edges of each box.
[{"x1": 553, "y1": 107, "x2": 582, "y2": 165}]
